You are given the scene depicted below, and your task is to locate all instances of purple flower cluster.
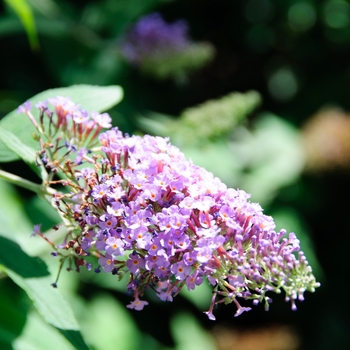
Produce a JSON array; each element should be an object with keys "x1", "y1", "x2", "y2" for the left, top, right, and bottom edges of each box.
[
  {"x1": 62, "y1": 131, "x2": 319, "y2": 319},
  {"x1": 121, "y1": 13, "x2": 189, "y2": 65},
  {"x1": 22, "y1": 98, "x2": 319, "y2": 319}
]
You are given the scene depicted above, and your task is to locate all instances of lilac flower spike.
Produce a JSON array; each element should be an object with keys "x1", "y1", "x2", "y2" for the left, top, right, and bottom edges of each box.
[{"x1": 26, "y1": 97, "x2": 320, "y2": 319}]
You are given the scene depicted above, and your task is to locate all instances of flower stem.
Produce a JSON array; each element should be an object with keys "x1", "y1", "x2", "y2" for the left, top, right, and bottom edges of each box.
[{"x1": 0, "y1": 169, "x2": 55, "y2": 196}]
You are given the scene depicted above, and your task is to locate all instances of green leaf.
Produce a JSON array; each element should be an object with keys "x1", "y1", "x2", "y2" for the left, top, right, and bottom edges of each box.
[
  {"x1": 0, "y1": 279, "x2": 28, "y2": 349},
  {"x1": 231, "y1": 113, "x2": 305, "y2": 204},
  {"x1": 13, "y1": 309, "x2": 76, "y2": 350},
  {"x1": 171, "y1": 312, "x2": 216, "y2": 350},
  {"x1": 0, "y1": 180, "x2": 64, "y2": 257},
  {"x1": 24, "y1": 196, "x2": 62, "y2": 232},
  {"x1": 79, "y1": 294, "x2": 140, "y2": 350},
  {"x1": 0, "y1": 236, "x2": 89, "y2": 350},
  {"x1": 0, "y1": 84, "x2": 123, "y2": 163},
  {"x1": 4, "y1": 0, "x2": 39, "y2": 50},
  {"x1": 0, "y1": 236, "x2": 50, "y2": 278},
  {"x1": 0, "y1": 126, "x2": 41, "y2": 177},
  {"x1": 180, "y1": 280, "x2": 212, "y2": 310},
  {"x1": 0, "y1": 180, "x2": 34, "y2": 242}
]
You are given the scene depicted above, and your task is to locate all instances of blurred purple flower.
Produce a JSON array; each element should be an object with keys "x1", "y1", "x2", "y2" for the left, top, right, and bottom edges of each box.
[{"x1": 121, "y1": 13, "x2": 189, "y2": 65}]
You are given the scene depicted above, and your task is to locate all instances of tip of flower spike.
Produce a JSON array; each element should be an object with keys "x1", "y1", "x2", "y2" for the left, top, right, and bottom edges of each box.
[{"x1": 51, "y1": 283, "x2": 57, "y2": 288}]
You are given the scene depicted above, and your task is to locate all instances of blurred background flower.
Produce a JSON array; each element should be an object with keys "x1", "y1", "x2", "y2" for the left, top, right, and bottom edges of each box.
[
  {"x1": 120, "y1": 12, "x2": 215, "y2": 81},
  {"x1": 302, "y1": 107, "x2": 350, "y2": 172}
]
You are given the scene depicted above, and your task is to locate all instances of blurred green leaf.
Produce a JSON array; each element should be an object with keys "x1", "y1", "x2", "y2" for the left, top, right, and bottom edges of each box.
[
  {"x1": 13, "y1": 309, "x2": 76, "y2": 350},
  {"x1": 0, "y1": 181, "x2": 86, "y2": 348},
  {"x1": 0, "y1": 180, "x2": 34, "y2": 242},
  {"x1": 171, "y1": 313, "x2": 216, "y2": 350},
  {"x1": 27, "y1": 0, "x2": 61, "y2": 18},
  {"x1": 0, "y1": 279, "x2": 28, "y2": 349},
  {"x1": 140, "y1": 42, "x2": 215, "y2": 81},
  {"x1": 0, "y1": 236, "x2": 89, "y2": 350},
  {"x1": 232, "y1": 113, "x2": 305, "y2": 204},
  {"x1": 25, "y1": 196, "x2": 61, "y2": 231},
  {"x1": 0, "y1": 236, "x2": 50, "y2": 278},
  {"x1": 79, "y1": 294, "x2": 140, "y2": 350},
  {"x1": 180, "y1": 281, "x2": 212, "y2": 310},
  {"x1": 0, "y1": 180, "x2": 66, "y2": 256},
  {"x1": 4, "y1": 0, "x2": 39, "y2": 50},
  {"x1": 0, "y1": 85, "x2": 123, "y2": 163},
  {"x1": 181, "y1": 141, "x2": 242, "y2": 189},
  {"x1": 138, "y1": 91, "x2": 261, "y2": 147}
]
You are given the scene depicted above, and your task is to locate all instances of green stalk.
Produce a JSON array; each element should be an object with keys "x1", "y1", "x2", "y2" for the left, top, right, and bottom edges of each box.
[{"x1": 0, "y1": 169, "x2": 55, "y2": 196}]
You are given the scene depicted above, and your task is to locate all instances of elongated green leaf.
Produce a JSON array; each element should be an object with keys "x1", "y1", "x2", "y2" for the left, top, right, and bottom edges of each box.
[
  {"x1": 0, "y1": 125, "x2": 41, "y2": 177},
  {"x1": 13, "y1": 310, "x2": 76, "y2": 350},
  {"x1": 0, "y1": 236, "x2": 89, "y2": 350},
  {"x1": 4, "y1": 0, "x2": 39, "y2": 50},
  {"x1": 0, "y1": 84, "x2": 123, "y2": 163}
]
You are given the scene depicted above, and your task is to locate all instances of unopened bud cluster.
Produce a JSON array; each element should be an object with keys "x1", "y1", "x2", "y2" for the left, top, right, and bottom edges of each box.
[{"x1": 19, "y1": 97, "x2": 320, "y2": 319}]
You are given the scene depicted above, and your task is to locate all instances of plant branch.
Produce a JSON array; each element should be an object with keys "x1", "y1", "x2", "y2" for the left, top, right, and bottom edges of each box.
[{"x1": 0, "y1": 169, "x2": 56, "y2": 196}]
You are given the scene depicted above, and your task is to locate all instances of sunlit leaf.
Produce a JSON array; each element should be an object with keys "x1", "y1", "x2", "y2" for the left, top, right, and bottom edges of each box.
[{"x1": 13, "y1": 309, "x2": 76, "y2": 350}]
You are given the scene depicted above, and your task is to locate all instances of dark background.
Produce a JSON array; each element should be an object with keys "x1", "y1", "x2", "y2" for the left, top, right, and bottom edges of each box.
[{"x1": 1, "y1": 0, "x2": 349, "y2": 349}]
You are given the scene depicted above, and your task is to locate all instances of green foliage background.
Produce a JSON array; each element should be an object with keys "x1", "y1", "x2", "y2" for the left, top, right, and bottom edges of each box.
[{"x1": 0, "y1": 0, "x2": 349, "y2": 349}]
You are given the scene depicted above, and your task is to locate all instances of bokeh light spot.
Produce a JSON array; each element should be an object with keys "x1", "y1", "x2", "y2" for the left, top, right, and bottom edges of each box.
[
  {"x1": 288, "y1": 2, "x2": 316, "y2": 32},
  {"x1": 268, "y1": 68, "x2": 298, "y2": 101},
  {"x1": 324, "y1": 0, "x2": 350, "y2": 28}
]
